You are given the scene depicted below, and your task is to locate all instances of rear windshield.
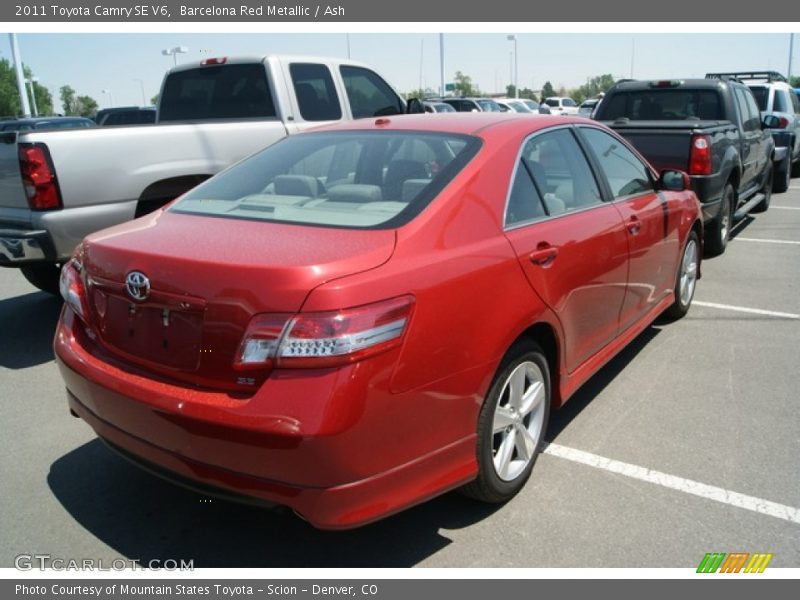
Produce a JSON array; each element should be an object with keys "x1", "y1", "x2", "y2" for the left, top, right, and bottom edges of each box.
[
  {"x1": 159, "y1": 64, "x2": 276, "y2": 122},
  {"x1": 172, "y1": 131, "x2": 481, "y2": 229},
  {"x1": 599, "y1": 90, "x2": 723, "y2": 120}
]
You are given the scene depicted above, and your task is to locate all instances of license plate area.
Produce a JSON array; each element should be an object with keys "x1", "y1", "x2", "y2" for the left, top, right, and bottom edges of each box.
[{"x1": 98, "y1": 293, "x2": 204, "y2": 371}]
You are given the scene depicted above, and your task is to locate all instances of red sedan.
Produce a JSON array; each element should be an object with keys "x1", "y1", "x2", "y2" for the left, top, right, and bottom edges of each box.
[{"x1": 54, "y1": 114, "x2": 702, "y2": 529}]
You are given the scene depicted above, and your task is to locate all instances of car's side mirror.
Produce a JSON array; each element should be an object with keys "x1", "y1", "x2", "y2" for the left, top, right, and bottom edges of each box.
[
  {"x1": 406, "y1": 98, "x2": 425, "y2": 114},
  {"x1": 762, "y1": 114, "x2": 782, "y2": 129},
  {"x1": 659, "y1": 169, "x2": 690, "y2": 191}
]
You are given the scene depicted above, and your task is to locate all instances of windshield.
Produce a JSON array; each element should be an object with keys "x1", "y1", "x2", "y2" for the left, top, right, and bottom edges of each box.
[
  {"x1": 477, "y1": 100, "x2": 502, "y2": 112},
  {"x1": 172, "y1": 131, "x2": 481, "y2": 229}
]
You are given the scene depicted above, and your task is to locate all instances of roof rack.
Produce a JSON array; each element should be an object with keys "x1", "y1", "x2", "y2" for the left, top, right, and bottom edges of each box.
[{"x1": 705, "y1": 71, "x2": 787, "y2": 83}]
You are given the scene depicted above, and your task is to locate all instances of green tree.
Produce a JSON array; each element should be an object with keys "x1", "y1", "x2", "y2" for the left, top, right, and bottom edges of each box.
[
  {"x1": 570, "y1": 73, "x2": 616, "y2": 104},
  {"x1": 150, "y1": 93, "x2": 159, "y2": 106},
  {"x1": 505, "y1": 84, "x2": 517, "y2": 98},
  {"x1": 60, "y1": 85, "x2": 77, "y2": 115},
  {"x1": 454, "y1": 71, "x2": 478, "y2": 97},
  {"x1": 518, "y1": 88, "x2": 538, "y2": 102},
  {"x1": 75, "y1": 95, "x2": 98, "y2": 118},
  {"x1": 22, "y1": 66, "x2": 53, "y2": 115},
  {"x1": 541, "y1": 81, "x2": 555, "y2": 99},
  {"x1": 790, "y1": 76, "x2": 800, "y2": 88},
  {"x1": 0, "y1": 58, "x2": 20, "y2": 116}
]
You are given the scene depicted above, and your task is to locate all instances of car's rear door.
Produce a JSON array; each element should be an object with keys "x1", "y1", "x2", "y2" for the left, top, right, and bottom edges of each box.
[{"x1": 503, "y1": 126, "x2": 629, "y2": 374}]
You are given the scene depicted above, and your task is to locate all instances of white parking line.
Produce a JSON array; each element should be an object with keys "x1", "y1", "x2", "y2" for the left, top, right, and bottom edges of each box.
[
  {"x1": 770, "y1": 206, "x2": 800, "y2": 210},
  {"x1": 692, "y1": 301, "x2": 799, "y2": 320},
  {"x1": 734, "y1": 237, "x2": 800, "y2": 245},
  {"x1": 542, "y1": 443, "x2": 800, "y2": 525}
]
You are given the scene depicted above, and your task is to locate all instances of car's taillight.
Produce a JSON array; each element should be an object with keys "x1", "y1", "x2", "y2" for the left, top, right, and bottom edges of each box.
[
  {"x1": 18, "y1": 143, "x2": 62, "y2": 210},
  {"x1": 234, "y1": 296, "x2": 415, "y2": 370},
  {"x1": 689, "y1": 134, "x2": 712, "y2": 176},
  {"x1": 59, "y1": 260, "x2": 90, "y2": 322}
]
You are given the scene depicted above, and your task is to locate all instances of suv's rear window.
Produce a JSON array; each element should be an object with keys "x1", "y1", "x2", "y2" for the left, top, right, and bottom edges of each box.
[
  {"x1": 159, "y1": 64, "x2": 276, "y2": 122},
  {"x1": 172, "y1": 131, "x2": 481, "y2": 228},
  {"x1": 600, "y1": 90, "x2": 723, "y2": 120},
  {"x1": 749, "y1": 86, "x2": 769, "y2": 111}
]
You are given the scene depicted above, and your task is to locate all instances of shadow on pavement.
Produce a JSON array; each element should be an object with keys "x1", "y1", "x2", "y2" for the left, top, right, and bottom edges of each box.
[
  {"x1": 48, "y1": 439, "x2": 501, "y2": 567},
  {"x1": 0, "y1": 290, "x2": 62, "y2": 369}
]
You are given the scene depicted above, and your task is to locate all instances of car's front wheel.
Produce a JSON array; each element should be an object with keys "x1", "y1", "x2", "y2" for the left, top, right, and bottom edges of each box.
[
  {"x1": 461, "y1": 340, "x2": 550, "y2": 503},
  {"x1": 663, "y1": 230, "x2": 700, "y2": 320}
]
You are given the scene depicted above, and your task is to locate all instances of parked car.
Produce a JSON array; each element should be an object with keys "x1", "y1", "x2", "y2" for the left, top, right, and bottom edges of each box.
[
  {"x1": 423, "y1": 101, "x2": 456, "y2": 113},
  {"x1": 594, "y1": 78, "x2": 778, "y2": 256},
  {"x1": 0, "y1": 116, "x2": 95, "y2": 131},
  {"x1": 442, "y1": 97, "x2": 503, "y2": 112},
  {"x1": 706, "y1": 71, "x2": 800, "y2": 189},
  {"x1": 543, "y1": 96, "x2": 579, "y2": 115},
  {"x1": 0, "y1": 55, "x2": 418, "y2": 294},
  {"x1": 495, "y1": 98, "x2": 534, "y2": 113},
  {"x1": 95, "y1": 106, "x2": 157, "y2": 126},
  {"x1": 56, "y1": 113, "x2": 702, "y2": 529},
  {"x1": 578, "y1": 98, "x2": 601, "y2": 117},
  {"x1": 519, "y1": 98, "x2": 551, "y2": 114}
]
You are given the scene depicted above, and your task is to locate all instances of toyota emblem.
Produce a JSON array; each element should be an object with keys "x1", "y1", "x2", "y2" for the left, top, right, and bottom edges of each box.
[{"x1": 125, "y1": 271, "x2": 151, "y2": 301}]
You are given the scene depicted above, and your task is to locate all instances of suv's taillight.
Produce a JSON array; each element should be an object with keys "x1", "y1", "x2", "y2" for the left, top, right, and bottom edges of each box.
[
  {"x1": 689, "y1": 134, "x2": 712, "y2": 176},
  {"x1": 18, "y1": 143, "x2": 62, "y2": 210},
  {"x1": 777, "y1": 116, "x2": 790, "y2": 129},
  {"x1": 234, "y1": 296, "x2": 415, "y2": 370},
  {"x1": 59, "y1": 260, "x2": 90, "y2": 323}
]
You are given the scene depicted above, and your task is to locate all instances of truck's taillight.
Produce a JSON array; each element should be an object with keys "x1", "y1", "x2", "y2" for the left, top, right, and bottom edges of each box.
[
  {"x1": 19, "y1": 143, "x2": 62, "y2": 210},
  {"x1": 59, "y1": 260, "x2": 89, "y2": 322},
  {"x1": 201, "y1": 57, "x2": 227, "y2": 65},
  {"x1": 689, "y1": 134, "x2": 712, "y2": 176},
  {"x1": 234, "y1": 296, "x2": 415, "y2": 370}
]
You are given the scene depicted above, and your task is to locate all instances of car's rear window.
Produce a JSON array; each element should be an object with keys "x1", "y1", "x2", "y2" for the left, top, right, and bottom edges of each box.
[
  {"x1": 172, "y1": 131, "x2": 481, "y2": 229},
  {"x1": 159, "y1": 64, "x2": 276, "y2": 122},
  {"x1": 600, "y1": 90, "x2": 723, "y2": 120}
]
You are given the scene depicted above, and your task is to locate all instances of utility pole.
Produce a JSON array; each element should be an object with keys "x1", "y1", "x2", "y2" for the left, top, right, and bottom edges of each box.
[
  {"x1": 789, "y1": 33, "x2": 795, "y2": 80},
  {"x1": 9, "y1": 34, "x2": 32, "y2": 117},
  {"x1": 439, "y1": 33, "x2": 445, "y2": 97}
]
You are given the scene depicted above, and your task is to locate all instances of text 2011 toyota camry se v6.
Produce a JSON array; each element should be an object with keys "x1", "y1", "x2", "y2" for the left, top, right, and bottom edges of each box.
[{"x1": 54, "y1": 113, "x2": 702, "y2": 529}]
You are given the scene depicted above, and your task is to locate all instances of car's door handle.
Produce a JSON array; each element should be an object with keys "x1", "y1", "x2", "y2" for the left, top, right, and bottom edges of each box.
[
  {"x1": 529, "y1": 245, "x2": 558, "y2": 266},
  {"x1": 627, "y1": 216, "x2": 641, "y2": 235}
]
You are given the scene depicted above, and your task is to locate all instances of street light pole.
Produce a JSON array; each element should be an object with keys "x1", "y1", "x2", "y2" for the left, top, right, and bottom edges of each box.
[
  {"x1": 26, "y1": 78, "x2": 39, "y2": 116},
  {"x1": 507, "y1": 35, "x2": 518, "y2": 98},
  {"x1": 8, "y1": 33, "x2": 31, "y2": 117},
  {"x1": 101, "y1": 89, "x2": 114, "y2": 108},
  {"x1": 162, "y1": 46, "x2": 188, "y2": 67},
  {"x1": 133, "y1": 78, "x2": 146, "y2": 105}
]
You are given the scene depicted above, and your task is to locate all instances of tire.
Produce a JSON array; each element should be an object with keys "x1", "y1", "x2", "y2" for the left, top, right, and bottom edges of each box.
[
  {"x1": 20, "y1": 264, "x2": 62, "y2": 295},
  {"x1": 752, "y1": 162, "x2": 772, "y2": 213},
  {"x1": 663, "y1": 230, "x2": 700, "y2": 321},
  {"x1": 773, "y1": 154, "x2": 790, "y2": 194},
  {"x1": 704, "y1": 183, "x2": 734, "y2": 257},
  {"x1": 461, "y1": 340, "x2": 551, "y2": 503}
]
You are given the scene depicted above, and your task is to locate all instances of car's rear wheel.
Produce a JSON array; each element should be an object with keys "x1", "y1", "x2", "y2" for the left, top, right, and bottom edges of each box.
[
  {"x1": 773, "y1": 154, "x2": 791, "y2": 194},
  {"x1": 461, "y1": 341, "x2": 550, "y2": 503},
  {"x1": 20, "y1": 264, "x2": 62, "y2": 295},
  {"x1": 705, "y1": 183, "x2": 734, "y2": 257},
  {"x1": 663, "y1": 230, "x2": 700, "y2": 320}
]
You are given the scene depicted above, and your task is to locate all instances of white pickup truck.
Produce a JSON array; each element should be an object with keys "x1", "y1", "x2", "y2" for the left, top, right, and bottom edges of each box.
[{"x1": 0, "y1": 54, "x2": 417, "y2": 293}]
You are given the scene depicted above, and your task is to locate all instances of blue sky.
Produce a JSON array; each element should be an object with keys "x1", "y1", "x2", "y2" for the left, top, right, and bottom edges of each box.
[{"x1": 0, "y1": 32, "x2": 797, "y2": 110}]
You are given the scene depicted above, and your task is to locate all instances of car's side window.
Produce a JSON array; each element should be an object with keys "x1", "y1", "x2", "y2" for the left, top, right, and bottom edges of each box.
[
  {"x1": 339, "y1": 65, "x2": 404, "y2": 118},
  {"x1": 505, "y1": 161, "x2": 547, "y2": 226},
  {"x1": 580, "y1": 127, "x2": 654, "y2": 199},
  {"x1": 790, "y1": 89, "x2": 800, "y2": 115},
  {"x1": 520, "y1": 129, "x2": 603, "y2": 213},
  {"x1": 290, "y1": 63, "x2": 342, "y2": 122}
]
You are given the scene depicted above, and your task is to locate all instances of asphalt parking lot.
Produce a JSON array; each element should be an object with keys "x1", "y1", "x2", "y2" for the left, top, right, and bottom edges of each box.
[{"x1": 1, "y1": 186, "x2": 798, "y2": 569}]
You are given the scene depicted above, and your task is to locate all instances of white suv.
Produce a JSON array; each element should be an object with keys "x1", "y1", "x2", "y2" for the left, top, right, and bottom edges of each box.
[
  {"x1": 707, "y1": 71, "x2": 800, "y2": 192},
  {"x1": 543, "y1": 96, "x2": 579, "y2": 115}
]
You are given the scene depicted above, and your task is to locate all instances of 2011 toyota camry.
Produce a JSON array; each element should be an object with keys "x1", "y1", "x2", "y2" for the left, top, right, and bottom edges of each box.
[{"x1": 54, "y1": 114, "x2": 702, "y2": 529}]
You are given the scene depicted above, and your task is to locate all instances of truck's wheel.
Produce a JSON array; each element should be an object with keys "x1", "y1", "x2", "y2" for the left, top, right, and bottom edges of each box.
[
  {"x1": 20, "y1": 264, "x2": 62, "y2": 295},
  {"x1": 753, "y1": 162, "x2": 772, "y2": 213},
  {"x1": 705, "y1": 183, "x2": 734, "y2": 257},
  {"x1": 773, "y1": 154, "x2": 791, "y2": 194},
  {"x1": 460, "y1": 340, "x2": 550, "y2": 504}
]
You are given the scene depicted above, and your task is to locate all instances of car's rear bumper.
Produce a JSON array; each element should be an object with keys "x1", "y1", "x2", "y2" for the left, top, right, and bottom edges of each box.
[
  {"x1": 54, "y1": 309, "x2": 478, "y2": 529},
  {"x1": 0, "y1": 227, "x2": 55, "y2": 265}
]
